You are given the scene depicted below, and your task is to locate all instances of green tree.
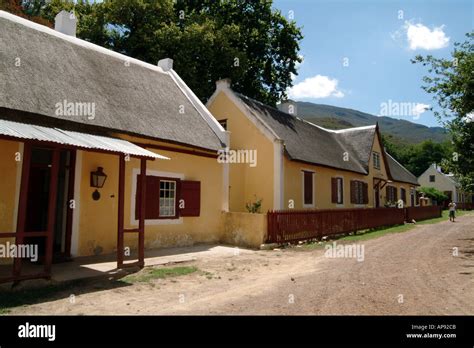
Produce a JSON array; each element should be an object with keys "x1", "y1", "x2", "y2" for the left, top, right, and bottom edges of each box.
[
  {"x1": 382, "y1": 135, "x2": 452, "y2": 177},
  {"x1": 0, "y1": 0, "x2": 51, "y2": 26},
  {"x1": 412, "y1": 32, "x2": 474, "y2": 190}
]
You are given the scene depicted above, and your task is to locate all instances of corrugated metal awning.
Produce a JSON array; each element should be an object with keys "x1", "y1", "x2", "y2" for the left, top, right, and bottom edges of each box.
[{"x1": 0, "y1": 119, "x2": 169, "y2": 160}]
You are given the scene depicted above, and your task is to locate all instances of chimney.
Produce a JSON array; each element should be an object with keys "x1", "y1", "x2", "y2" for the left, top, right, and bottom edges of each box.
[
  {"x1": 158, "y1": 58, "x2": 173, "y2": 72},
  {"x1": 216, "y1": 78, "x2": 231, "y2": 90},
  {"x1": 278, "y1": 100, "x2": 297, "y2": 116},
  {"x1": 54, "y1": 10, "x2": 77, "y2": 37}
]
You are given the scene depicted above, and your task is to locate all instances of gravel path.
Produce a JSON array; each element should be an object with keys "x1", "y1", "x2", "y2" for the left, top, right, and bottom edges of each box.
[{"x1": 10, "y1": 213, "x2": 474, "y2": 315}]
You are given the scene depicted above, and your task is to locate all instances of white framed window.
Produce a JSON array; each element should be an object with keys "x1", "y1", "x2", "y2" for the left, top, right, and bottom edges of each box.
[
  {"x1": 159, "y1": 180, "x2": 177, "y2": 217},
  {"x1": 130, "y1": 169, "x2": 184, "y2": 226},
  {"x1": 373, "y1": 152, "x2": 381, "y2": 170}
]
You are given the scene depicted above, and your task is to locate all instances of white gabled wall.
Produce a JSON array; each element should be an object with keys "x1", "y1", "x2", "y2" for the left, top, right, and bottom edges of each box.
[{"x1": 418, "y1": 165, "x2": 458, "y2": 201}]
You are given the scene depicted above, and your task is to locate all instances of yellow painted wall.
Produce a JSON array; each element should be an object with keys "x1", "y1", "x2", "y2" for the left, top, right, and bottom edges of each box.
[
  {"x1": 0, "y1": 140, "x2": 20, "y2": 233},
  {"x1": 77, "y1": 151, "x2": 120, "y2": 256},
  {"x1": 77, "y1": 146, "x2": 225, "y2": 256},
  {"x1": 207, "y1": 91, "x2": 275, "y2": 213},
  {"x1": 0, "y1": 139, "x2": 20, "y2": 264},
  {"x1": 221, "y1": 211, "x2": 267, "y2": 248},
  {"x1": 283, "y1": 159, "x2": 369, "y2": 209},
  {"x1": 371, "y1": 137, "x2": 417, "y2": 207},
  {"x1": 283, "y1": 130, "x2": 394, "y2": 209}
]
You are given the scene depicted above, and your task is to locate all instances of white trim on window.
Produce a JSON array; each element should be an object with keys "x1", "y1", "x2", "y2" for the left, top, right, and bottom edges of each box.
[
  {"x1": 301, "y1": 168, "x2": 315, "y2": 208},
  {"x1": 130, "y1": 169, "x2": 184, "y2": 226}
]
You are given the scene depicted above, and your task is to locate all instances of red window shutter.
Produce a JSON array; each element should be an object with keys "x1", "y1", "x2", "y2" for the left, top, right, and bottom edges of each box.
[
  {"x1": 338, "y1": 178, "x2": 344, "y2": 204},
  {"x1": 350, "y1": 181, "x2": 356, "y2": 204},
  {"x1": 136, "y1": 175, "x2": 160, "y2": 220},
  {"x1": 179, "y1": 180, "x2": 201, "y2": 217},
  {"x1": 303, "y1": 171, "x2": 313, "y2": 205},
  {"x1": 363, "y1": 182, "x2": 368, "y2": 204},
  {"x1": 331, "y1": 178, "x2": 337, "y2": 203}
]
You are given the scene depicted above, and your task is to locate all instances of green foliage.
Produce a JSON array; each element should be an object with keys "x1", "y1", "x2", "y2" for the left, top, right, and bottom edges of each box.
[
  {"x1": 381, "y1": 135, "x2": 453, "y2": 177},
  {"x1": 0, "y1": 0, "x2": 51, "y2": 25},
  {"x1": 412, "y1": 32, "x2": 474, "y2": 190},
  {"x1": 19, "y1": 0, "x2": 303, "y2": 106},
  {"x1": 245, "y1": 196, "x2": 262, "y2": 213},
  {"x1": 417, "y1": 186, "x2": 449, "y2": 203}
]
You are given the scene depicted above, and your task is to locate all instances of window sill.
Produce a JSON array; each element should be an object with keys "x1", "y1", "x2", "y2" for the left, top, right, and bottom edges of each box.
[{"x1": 130, "y1": 217, "x2": 183, "y2": 226}]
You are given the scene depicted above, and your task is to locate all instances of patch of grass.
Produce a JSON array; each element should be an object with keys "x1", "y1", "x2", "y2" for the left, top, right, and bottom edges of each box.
[{"x1": 122, "y1": 266, "x2": 198, "y2": 284}]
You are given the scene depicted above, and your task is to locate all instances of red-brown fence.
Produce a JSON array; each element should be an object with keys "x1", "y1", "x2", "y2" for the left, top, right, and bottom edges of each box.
[
  {"x1": 455, "y1": 202, "x2": 474, "y2": 210},
  {"x1": 266, "y1": 206, "x2": 442, "y2": 244},
  {"x1": 405, "y1": 206, "x2": 442, "y2": 222}
]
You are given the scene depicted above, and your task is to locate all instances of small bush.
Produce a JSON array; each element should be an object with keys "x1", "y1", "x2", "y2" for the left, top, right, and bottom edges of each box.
[
  {"x1": 417, "y1": 187, "x2": 449, "y2": 203},
  {"x1": 246, "y1": 196, "x2": 263, "y2": 213}
]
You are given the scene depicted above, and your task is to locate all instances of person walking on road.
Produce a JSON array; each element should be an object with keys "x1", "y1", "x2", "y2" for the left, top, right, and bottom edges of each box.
[{"x1": 448, "y1": 201, "x2": 456, "y2": 222}]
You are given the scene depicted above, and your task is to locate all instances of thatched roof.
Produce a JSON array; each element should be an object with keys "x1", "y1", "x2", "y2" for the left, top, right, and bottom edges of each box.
[
  {"x1": 236, "y1": 94, "x2": 373, "y2": 174},
  {"x1": 386, "y1": 153, "x2": 419, "y2": 185},
  {"x1": 0, "y1": 11, "x2": 225, "y2": 151}
]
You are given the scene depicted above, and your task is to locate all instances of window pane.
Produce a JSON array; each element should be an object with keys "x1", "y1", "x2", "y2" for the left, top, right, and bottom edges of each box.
[{"x1": 159, "y1": 180, "x2": 177, "y2": 217}]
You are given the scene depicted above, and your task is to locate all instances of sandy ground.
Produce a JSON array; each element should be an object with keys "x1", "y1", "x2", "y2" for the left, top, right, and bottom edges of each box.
[{"x1": 9, "y1": 213, "x2": 474, "y2": 315}]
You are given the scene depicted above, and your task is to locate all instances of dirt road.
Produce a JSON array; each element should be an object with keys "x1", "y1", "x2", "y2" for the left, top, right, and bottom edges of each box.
[{"x1": 10, "y1": 213, "x2": 474, "y2": 315}]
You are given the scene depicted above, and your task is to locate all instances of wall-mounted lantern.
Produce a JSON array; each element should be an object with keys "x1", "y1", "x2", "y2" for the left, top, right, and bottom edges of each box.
[{"x1": 90, "y1": 167, "x2": 107, "y2": 200}]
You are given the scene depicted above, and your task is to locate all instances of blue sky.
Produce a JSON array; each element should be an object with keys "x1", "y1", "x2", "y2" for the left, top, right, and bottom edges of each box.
[{"x1": 273, "y1": 0, "x2": 473, "y2": 127}]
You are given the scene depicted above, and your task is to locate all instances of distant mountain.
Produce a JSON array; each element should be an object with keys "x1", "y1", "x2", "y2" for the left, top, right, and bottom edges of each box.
[{"x1": 295, "y1": 102, "x2": 448, "y2": 144}]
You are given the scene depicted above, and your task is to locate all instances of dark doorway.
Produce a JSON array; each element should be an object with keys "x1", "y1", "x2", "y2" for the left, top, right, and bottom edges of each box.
[
  {"x1": 374, "y1": 180, "x2": 380, "y2": 208},
  {"x1": 24, "y1": 147, "x2": 75, "y2": 263}
]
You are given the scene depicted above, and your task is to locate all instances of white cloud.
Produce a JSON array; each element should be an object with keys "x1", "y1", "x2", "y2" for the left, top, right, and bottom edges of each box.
[
  {"x1": 412, "y1": 103, "x2": 431, "y2": 119},
  {"x1": 288, "y1": 75, "x2": 344, "y2": 99},
  {"x1": 404, "y1": 21, "x2": 450, "y2": 50}
]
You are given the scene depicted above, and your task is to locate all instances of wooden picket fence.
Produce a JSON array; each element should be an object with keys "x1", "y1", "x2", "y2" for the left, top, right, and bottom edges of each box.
[{"x1": 266, "y1": 206, "x2": 442, "y2": 244}]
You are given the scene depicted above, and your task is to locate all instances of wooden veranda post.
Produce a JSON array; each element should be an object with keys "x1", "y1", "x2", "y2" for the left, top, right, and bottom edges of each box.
[{"x1": 138, "y1": 158, "x2": 146, "y2": 267}]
